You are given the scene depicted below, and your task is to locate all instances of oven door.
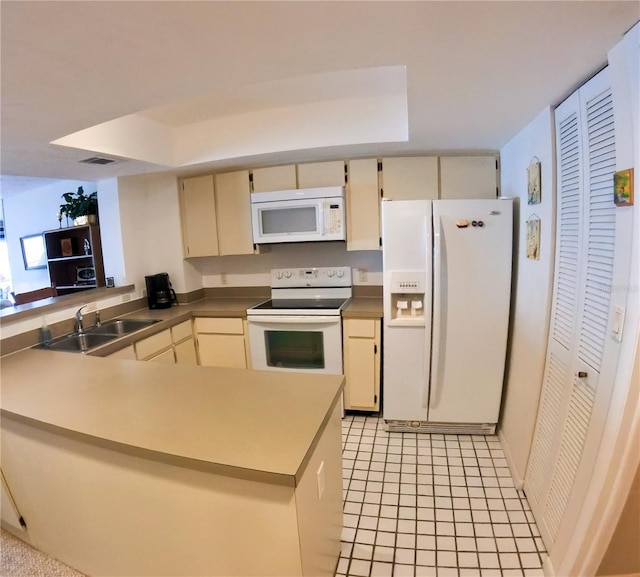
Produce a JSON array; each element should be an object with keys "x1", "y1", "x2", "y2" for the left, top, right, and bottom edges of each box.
[{"x1": 247, "y1": 315, "x2": 343, "y2": 375}]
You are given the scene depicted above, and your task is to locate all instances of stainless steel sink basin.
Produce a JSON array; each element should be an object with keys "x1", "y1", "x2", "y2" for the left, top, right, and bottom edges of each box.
[
  {"x1": 36, "y1": 318, "x2": 160, "y2": 353},
  {"x1": 41, "y1": 332, "x2": 120, "y2": 353},
  {"x1": 88, "y1": 318, "x2": 159, "y2": 336}
]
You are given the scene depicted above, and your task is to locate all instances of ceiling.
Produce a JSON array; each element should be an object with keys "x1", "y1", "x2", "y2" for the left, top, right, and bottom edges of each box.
[{"x1": 1, "y1": 1, "x2": 638, "y2": 193}]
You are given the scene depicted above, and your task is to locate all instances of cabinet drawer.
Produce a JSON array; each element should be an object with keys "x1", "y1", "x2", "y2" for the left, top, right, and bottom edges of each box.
[
  {"x1": 148, "y1": 348, "x2": 176, "y2": 364},
  {"x1": 346, "y1": 319, "x2": 377, "y2": 338},
  {"x1": 135, "y1": 329, "x2": 172, "y2": 360},
  {"x1": 171, "y1": 320, "x2": 193, "y2": 343},
  {"x1": 195, "y1": 317, "x2": 244, "y2": 335},
  {"x1": 106, "y1": 344, "x2": 136, "y2": 360}
]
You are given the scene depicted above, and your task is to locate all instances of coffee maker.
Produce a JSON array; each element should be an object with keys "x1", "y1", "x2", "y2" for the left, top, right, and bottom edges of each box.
[{"x1": 145, "y1": 273, "x2": 177, "y2": 309}]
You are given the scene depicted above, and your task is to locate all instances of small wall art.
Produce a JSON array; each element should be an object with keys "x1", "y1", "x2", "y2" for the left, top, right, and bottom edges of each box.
[
  {"x1": 526, "y1": 215, "x2": 541, "y2": 260},
  {"x1": 527, "y1": 159, "x2": 541, "y2": 205},
  {"x1": 613, "y1": 168, "x2": 634, "y2": 206}
]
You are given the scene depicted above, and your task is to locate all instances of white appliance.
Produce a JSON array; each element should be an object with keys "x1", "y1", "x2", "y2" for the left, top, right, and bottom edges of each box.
[
  {"x1": 250, "y1": 187, "x2": 346, "y2": 244},
  {"x1": 247, "y1": 267, "x2": 351, "y2": 374},
  {"x1": 382, "y1": 199, "x2": 513, "y2": 434}
]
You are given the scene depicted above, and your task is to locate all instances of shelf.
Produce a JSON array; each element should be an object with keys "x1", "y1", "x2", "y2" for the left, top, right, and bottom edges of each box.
[
  {"x1": 48, "y1": 255, "x2": 94, "y2": 263},
  {"x1": 44, "y1": 224, "x2": 105, "y2": 292}
]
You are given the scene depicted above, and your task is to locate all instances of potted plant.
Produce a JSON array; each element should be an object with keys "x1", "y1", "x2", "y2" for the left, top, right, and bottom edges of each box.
[{"x1": 59, "y1": 186, "x2": 98, "y2": 226}]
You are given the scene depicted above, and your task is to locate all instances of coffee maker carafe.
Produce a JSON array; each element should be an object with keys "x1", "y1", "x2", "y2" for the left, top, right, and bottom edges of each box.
[{"x1": 145, "y1": 273, "x2": 177, "y2": 309}]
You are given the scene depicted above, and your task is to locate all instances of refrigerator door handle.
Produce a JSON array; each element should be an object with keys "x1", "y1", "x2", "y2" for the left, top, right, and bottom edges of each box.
[{"x1": 429, "y1": 216, "x2": 443, "y2": 410}]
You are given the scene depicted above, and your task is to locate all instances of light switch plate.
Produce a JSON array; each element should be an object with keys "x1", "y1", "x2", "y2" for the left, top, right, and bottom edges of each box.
[{"x1": 613, "y1": 305, "x2": 625, "y2": 342}]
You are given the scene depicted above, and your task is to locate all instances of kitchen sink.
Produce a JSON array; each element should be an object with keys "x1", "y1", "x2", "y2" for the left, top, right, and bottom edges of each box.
[
  {"x1": 41, "y1": 332, "x2": 120, "y2": 353},
  {"x1": 87, "y1": 318, "x2": 159, "y2": 336},
  {"x1": 37, "y1": 318, "x2": 160, "y2": 353}
]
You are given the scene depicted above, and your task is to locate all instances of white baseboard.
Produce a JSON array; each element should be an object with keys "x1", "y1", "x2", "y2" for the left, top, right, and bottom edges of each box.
[{"x1": 497, "y1": 428, "x2": 525, "y2": 490}]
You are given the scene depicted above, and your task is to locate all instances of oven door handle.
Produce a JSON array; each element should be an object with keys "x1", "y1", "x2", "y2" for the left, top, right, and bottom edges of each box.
[{"x1": 247, "y1": 315, "x2": 341, "y2": 325}]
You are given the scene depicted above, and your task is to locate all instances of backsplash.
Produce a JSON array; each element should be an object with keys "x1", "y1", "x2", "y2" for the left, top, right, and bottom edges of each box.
[{"x1": 192, "y1": 241, "x2": 383, "y2": 287}]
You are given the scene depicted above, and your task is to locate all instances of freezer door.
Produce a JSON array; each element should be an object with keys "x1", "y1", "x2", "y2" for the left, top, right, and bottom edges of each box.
[
  {"x1": 429, "y1": 199, "x2": 513, "y2": 424},
  {"x1": 381, "y1": 200, "x2": 433, "y2": 421}
]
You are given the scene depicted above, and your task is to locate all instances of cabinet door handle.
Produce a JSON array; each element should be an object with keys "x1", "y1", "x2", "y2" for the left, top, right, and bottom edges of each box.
[{"x1": 577, "y1": 371, "x2": 588, "y2": 379}]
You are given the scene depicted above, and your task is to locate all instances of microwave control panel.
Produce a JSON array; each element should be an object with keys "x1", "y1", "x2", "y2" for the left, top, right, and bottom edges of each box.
[{"x1": 326, "y1": 201, "x2": 343, "y2": 234}]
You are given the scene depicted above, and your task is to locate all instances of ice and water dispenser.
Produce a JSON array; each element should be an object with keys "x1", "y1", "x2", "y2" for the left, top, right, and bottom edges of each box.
[{"x1": 387, "y1": 271, "x2": 427, "y2": 323}]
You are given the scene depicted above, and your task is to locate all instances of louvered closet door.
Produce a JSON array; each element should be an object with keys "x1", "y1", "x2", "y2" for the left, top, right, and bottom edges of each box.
[{"x1": 525, "y1": 68, "x2": 616, "y2": 549}]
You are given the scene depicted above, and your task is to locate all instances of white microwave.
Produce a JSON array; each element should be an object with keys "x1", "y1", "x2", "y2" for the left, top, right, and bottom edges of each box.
[{"x1": 250, "y1": 186, "x2": 346, "y2": 244}]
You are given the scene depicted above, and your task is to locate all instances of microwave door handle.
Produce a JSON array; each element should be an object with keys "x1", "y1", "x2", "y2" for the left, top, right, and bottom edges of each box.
[{"x1": 318, "y1": 203, "x2": 325, "y2": 235}]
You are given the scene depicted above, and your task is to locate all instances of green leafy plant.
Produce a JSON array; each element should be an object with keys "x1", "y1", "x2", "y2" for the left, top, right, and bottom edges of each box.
[{"x1": 59, "y1": 186, "x2": 98, "y2": 220}]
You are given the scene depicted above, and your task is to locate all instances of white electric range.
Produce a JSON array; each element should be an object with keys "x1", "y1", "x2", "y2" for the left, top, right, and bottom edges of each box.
[{"x1": 246, "y1": 267, "x2": 352, "y2": 374}]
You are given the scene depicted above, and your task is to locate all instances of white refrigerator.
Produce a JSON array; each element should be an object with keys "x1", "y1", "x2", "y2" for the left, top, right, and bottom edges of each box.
[{"x1": 382, "y1": 199, "x2": 513, "y2": 434}]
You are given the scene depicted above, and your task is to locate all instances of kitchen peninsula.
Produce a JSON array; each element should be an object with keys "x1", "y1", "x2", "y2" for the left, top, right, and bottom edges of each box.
[{"x1": 0, "y1": 345, "x2": 344, "y2": 576}]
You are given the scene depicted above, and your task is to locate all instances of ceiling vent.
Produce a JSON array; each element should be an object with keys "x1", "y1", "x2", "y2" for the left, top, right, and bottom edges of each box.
[{"x1": 79, "y1": 156, "x2": 116, "y2": 165}]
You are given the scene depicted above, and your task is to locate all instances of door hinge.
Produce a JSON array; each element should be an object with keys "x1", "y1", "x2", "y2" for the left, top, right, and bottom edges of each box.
[
  {"x1": 377, "y1": 161, "x2": 382, "y2": 172},
  {"x1": 19, "y1": 516, "x2": 27, "y2": 528},
  {"x1": 374, "y1": 395, "x2": 378, "y2": 403},
  {"x1": 379, "y1": 237, "x2": 382, "y2": 247},
  {"x1": 374, "y1": 344, "x2": 378, "y2": 354}
]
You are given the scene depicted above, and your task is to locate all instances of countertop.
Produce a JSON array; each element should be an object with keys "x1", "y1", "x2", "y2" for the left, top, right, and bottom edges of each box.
[
  {"x1": 0, "y1": 347, "x2": 343, "y2": 487},
  {"x1": 0, "y1": 294, "x2": 377, "y2": 486}
]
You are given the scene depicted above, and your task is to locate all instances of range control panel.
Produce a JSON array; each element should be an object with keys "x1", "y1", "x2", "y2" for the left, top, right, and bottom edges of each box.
[{"x1": 271, "y1": 267, "x2": 351, "y2": 288}]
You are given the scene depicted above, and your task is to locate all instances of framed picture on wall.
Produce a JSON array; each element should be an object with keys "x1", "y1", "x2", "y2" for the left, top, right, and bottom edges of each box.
[
  {"x1": 614, "y1": 168, "x2": 634, "y2": 206},
  {"x1": 20, "y1": 233, "x2": 47, "y2": 270},
  {"x1": 527, "y1": 161, "x2": 541, "y2": 205}
]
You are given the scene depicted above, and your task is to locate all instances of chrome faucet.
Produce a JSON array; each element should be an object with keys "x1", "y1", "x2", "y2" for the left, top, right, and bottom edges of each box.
[{"x1": 75, "y1": 305, "x2": 89, "y2": 334}]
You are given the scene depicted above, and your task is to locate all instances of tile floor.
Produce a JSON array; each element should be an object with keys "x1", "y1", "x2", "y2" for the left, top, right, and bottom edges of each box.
[{"x1": 337, "y1": 414, "x2": 546, "y2": 577}]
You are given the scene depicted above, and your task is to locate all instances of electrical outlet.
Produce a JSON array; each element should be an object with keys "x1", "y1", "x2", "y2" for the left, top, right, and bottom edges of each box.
[
  {"x1": 122, "y1": 294, "x2": 130, "y2": 302},
  {"x1": 359, "y1": 268, "x2": 368, "y2": 283},
  {"x1": 220, "y1": 272, "x2": 228, "y2": 285},
  {"x1": 84, "y1": 302, "x2": 97, "y2": 312},
  {"x1": 317, "y1": 461, "x2": 325, "y2": 499}
]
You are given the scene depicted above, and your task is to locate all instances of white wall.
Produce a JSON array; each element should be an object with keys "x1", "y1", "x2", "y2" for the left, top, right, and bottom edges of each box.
[
  {"x1": 96, "y1": 178, "x2": 126, "y2": 286},
  {"x1": 498, "y1": 107, "x2": 556, "y2": 486},
  {"x1": 117, "y1": 173, "x2": 191, "y2": 295},
  {"x1": 1, "y1": 180, "x2": 96, "y2": 293}
]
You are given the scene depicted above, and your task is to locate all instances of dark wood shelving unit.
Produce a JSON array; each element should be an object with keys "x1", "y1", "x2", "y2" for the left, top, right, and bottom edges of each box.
[{"x1": 44, "y1": 224, "x2": 106, "y2": 296}]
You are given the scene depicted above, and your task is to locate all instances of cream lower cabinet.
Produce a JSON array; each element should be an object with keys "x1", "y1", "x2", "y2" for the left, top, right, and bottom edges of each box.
[
  {"x1": 171, "y1": 320, "x2": 198, "y2": 365},
  {"x1": 132, "y1": 321, "x2": 197, "y2": 365},
  {"x1": 195, "y1": 317, "x2": 250, "y2": 369},
  {"x1": 342, "y1": 318, "x2": 381, "y2": 411},
  {"x1": 106, "y1": 344, "x2": 137, "y2": 360},
  {"x1": 135, "y1": 329, "x2": 174, "y2": 363}
]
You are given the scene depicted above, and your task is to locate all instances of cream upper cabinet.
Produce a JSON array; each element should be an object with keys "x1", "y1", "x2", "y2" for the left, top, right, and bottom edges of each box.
[
  {"x1": 214, "y1": 170, "x2": 254, "y2": 256},
  {"x1": 179, "y1": 175, "x2": 219, "y2": 257},
  {"x1": 346, "y1": 158, "x2": 381, "y2": 251},
  {"x1": 251, "y1": 165, "x2": 297, "y2": 192},
  {"x1": 439, "y1": 156, "x2": 499, "y2": 199},
  {"x1": 381, "y1": 157, "x2": 438, "y2": 200},
  {"x1": 297, "y1": 161, "x2": 345, "y2": 188},
  {"x1": 342, "y1": 318, "x2": 381, "y2": 412}
]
